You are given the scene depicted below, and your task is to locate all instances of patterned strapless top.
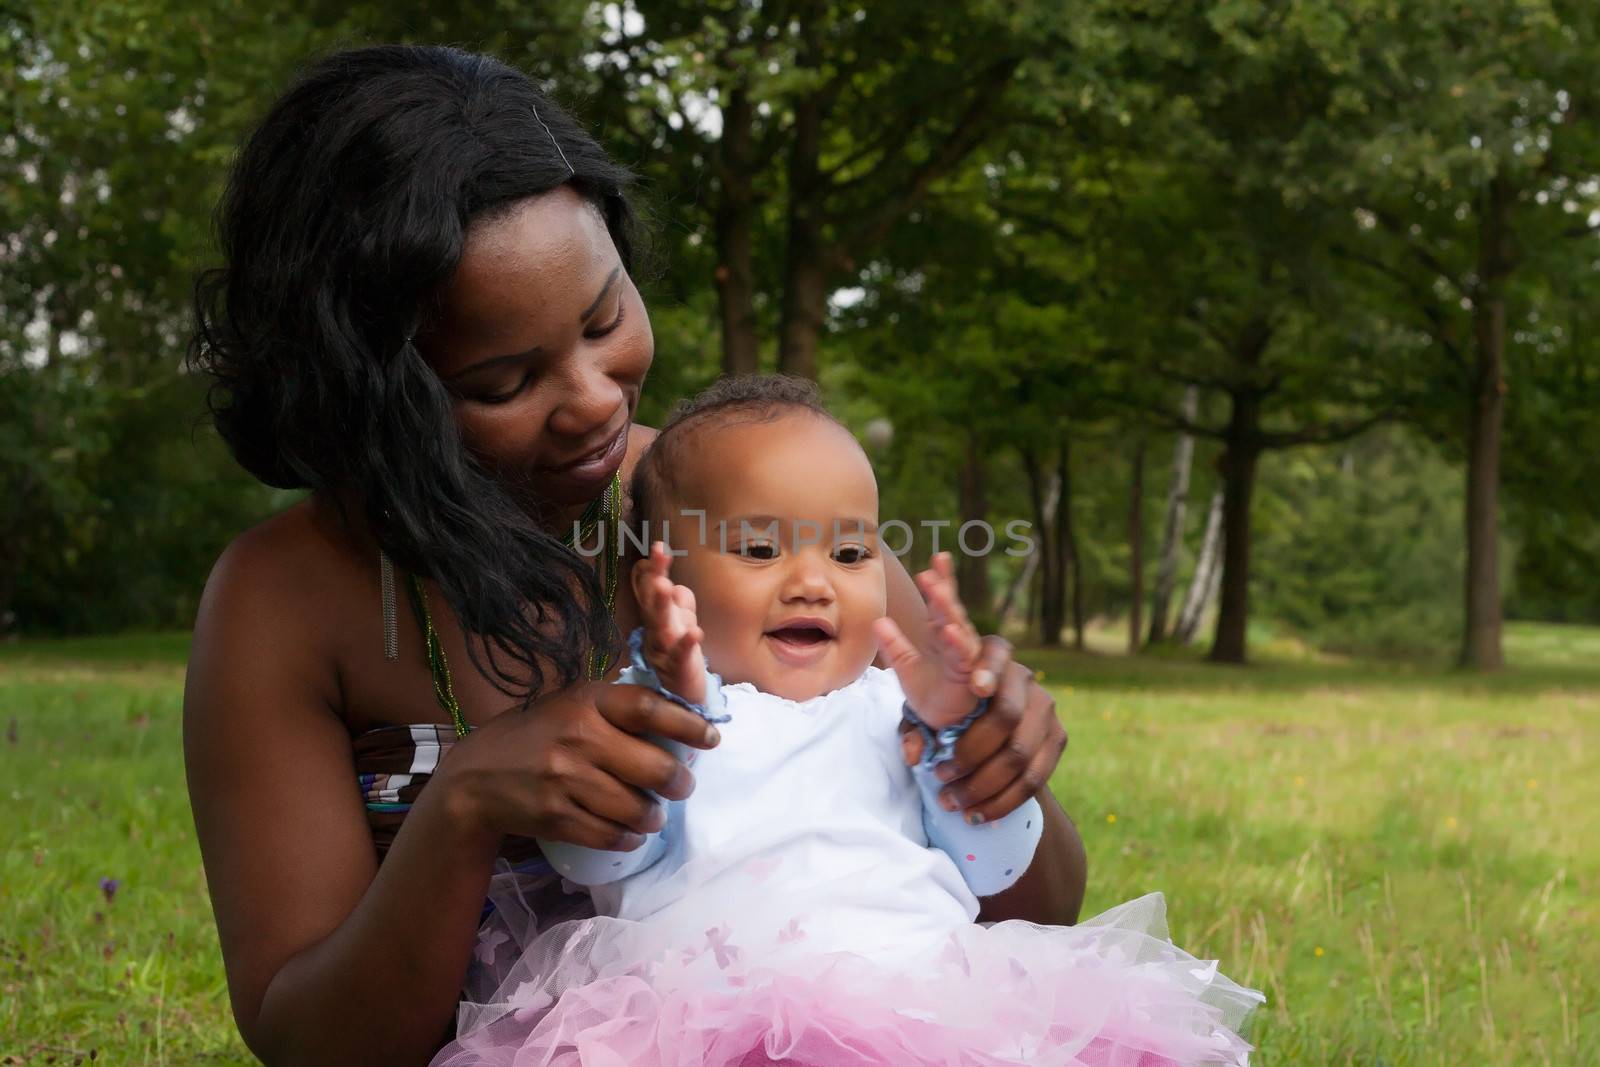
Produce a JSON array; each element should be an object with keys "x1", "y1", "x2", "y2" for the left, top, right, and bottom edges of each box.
[
  {"x1": 350, "y1": 722, "x2": 548, "y2": 865},
  {"x1": 357, "y1": 561, "x2": 609, "y2": 929},
  {"x1": 352, "y1": 720, "x2": 594, "y2": 929}
]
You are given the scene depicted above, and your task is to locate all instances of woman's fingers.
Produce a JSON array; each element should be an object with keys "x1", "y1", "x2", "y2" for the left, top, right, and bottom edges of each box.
[
  {"x1": 566, "y1": 762, "x2": 669, "y2": 837},
  {"x1": 536, "y1": 800, "x2": 650, "y2": 853},
  {"x1": 938, "y1": 676, "x2": 1054, "y2": 812},
  {"x1": 943, "y1": 659, "x2": 1028, "y2": 776},
  {"x1": 962, "y1": 727, "x2": 1065, "y2": 827},
  {"x1": 898, "y1": 716, "x2": 926, "y2": 767},
  {"x1": 941, "y1": 663, "x2": 1066, "y2": 822},
  {"x1": 969, "y1": 634, "x2": 1012, "y2": 698},
  {"x1": 588, "y1": 729, "x2": 694, "y2": 806},
  {"x1": 597, "y1": 683, "x2": 720, "y2": 750}
]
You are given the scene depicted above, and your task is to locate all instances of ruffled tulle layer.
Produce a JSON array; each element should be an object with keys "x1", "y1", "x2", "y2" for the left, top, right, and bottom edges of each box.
[{"x1": 433, "y1": 892, "x2": 1262, "y2": 1067}]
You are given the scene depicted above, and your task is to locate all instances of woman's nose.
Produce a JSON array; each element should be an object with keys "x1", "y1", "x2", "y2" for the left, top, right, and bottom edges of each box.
[{"x1": 548, "y1": 361, "x2": 625, "y2": 439}]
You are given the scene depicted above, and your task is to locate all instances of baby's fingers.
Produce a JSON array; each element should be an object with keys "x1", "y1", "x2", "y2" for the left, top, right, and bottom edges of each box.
[
  {"x1": 664, "y1": 626, "x2": 703, "y2": 669},
  {"x1": 938, "y1": 620, "x2": 983, "y2": 677},
  {"x1": 671, "y1": 583, "x2": 698, "y2": 628},
  {"x1": 639, "y1": 573, "x2": 677, "y2": 637},
  {"x1": 921, "y1": 553, "x2": 974, "y2": 631},
  {"x1": 874, "y1": 616, "x2": 923, "y2": 676},
  {"x1": 645, "y1": 541, "x2": 678, "y2": 597},
  {"x1": 636, "y1": 546, "x2": 671, "y2": 620}
]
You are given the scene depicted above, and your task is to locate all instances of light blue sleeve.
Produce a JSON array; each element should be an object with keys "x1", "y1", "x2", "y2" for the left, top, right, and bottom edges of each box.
[
  {"x1": 535, "y1": 630, "x2": 729, "y2": 887},
  {"x1": 905, "y1": 702, "x2": 1044, "y2": 898}
]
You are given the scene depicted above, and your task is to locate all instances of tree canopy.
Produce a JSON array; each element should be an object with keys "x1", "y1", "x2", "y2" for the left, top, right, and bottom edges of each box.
[{"x1": 4, "y1": 0, "x2": 1597, "y2": 666}]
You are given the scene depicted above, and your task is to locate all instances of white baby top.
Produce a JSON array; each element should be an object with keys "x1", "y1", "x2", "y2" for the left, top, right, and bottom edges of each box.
[{"x1": 585, "y1": 667, "x2": 984, "y2": 961}]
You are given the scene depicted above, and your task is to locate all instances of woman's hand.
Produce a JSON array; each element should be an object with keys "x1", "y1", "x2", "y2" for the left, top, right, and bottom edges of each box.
[
  {"x1": 434, "y1": 677, "x2": 721, "y2": 851},
  {"x1": 895, "y1": 554, "x2": 1067, "y2": 825}
]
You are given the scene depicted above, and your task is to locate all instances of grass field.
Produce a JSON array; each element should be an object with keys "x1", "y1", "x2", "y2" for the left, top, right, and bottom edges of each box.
[{"x1": 3, "y1": 624, "x2": 1597, "y2": 1064}]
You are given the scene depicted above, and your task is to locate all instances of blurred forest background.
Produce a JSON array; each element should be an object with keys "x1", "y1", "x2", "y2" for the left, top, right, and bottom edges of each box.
[{"x1": 4, "y1": 0, "x2": 1599, "y2": 668}]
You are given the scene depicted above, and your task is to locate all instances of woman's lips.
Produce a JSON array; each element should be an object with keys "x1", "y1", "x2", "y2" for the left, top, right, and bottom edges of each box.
[{"x1": 537, "y1": 424, "x2": 629, "y2": 497}]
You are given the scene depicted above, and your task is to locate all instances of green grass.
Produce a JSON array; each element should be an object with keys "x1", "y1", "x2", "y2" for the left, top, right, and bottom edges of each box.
[{"x1": 3, "y1": 624, "x2": 1597, "y2": 1064}]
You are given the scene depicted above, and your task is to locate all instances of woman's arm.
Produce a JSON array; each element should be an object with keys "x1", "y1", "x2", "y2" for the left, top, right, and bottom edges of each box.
[
  {"x1": 185, "y1": 532, "x2": 717, "y2": 1065},
  {"x1": 185, "y1": 536, "x2": 499, "y2": 1064},
  {"x1": 975, "y1": 788, "x2": 1086, "y2": 925}
]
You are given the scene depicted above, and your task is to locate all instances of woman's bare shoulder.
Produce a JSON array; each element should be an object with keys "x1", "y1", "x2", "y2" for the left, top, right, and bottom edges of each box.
[
  {"x1": 193, "y1": 498, "x2": 366, "y2": 698},
  {"x1": 206, "y1": 497, "x2": 365, "y2": 605}
]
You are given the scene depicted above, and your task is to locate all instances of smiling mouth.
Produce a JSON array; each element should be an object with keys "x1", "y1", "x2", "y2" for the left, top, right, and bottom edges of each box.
[
  {"x1": 545, "y1": 423, "x2": 626, "y2": 472},
  {"x1": 761, "y1": 620, "x2": 838, "y2": 662},
  {"x1": 764, "y1": 620, "x2": 836, "y2": 649}
]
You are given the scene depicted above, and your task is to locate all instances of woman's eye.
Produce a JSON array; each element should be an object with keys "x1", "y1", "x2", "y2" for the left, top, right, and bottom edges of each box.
[
  {"x1": 833, "y1": 545, "x2": 870, "y2": 564},
  {"x1": 584, "y1": 299, "x2": 627, "y2": 340},
  {"x1": 472, "y1": 371, "x2": 534, "y2": 405},
  {"x1": 739, "y1": 542, "x2": 778, "y2": 561}
]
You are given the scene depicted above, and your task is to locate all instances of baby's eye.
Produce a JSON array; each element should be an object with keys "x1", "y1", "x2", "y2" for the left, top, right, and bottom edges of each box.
[
  {"x1": 739, "y1": 542, "x2": 778, "y2": 561},
  {"x1": 833, "y1": 544, "x2": 871, "y2": 565}
]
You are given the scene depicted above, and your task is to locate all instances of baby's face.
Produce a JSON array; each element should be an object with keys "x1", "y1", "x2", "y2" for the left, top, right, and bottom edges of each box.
[{"x1": 656, "y1": 412, "x2": 886, "y2": 702}]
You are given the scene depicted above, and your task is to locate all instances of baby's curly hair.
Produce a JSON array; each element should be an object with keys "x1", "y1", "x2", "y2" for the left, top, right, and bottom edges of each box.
[{"x1": 629, "y1": 375, "x2": 842, "y2": 545}]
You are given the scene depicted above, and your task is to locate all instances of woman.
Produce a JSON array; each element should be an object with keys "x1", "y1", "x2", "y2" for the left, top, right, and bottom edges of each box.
[{"x1": 183, "y1": 44, "x2": 1084, "y2": 1065}]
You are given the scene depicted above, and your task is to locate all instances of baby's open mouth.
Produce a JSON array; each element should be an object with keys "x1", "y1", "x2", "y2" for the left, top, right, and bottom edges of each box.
[{"x1": 764, "y1": 619, "x2": 836, "y2": 648}]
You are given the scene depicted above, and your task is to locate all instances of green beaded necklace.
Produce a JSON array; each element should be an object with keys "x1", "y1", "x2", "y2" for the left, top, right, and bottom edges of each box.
[{"x1": 409, "y1": 470, "x2": 624, "y2": 737}]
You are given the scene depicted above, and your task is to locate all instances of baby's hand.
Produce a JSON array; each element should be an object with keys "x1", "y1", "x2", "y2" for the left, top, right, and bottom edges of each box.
[
  {"x1": 635, "y1": 541, "x2": 708, "y2": 706},
  {"x1": 873, "y1": 551, "x2": 983, "y2": 729}
]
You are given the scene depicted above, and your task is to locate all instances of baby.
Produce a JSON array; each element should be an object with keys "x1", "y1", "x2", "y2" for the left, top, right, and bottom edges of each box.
[{"x1": 435, "y1": 376, "x2": 1260, "y2": 1067}]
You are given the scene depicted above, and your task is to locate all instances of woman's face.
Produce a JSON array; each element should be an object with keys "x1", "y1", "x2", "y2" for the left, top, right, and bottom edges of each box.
[{"x1": 419, "y1": 187, "x2": 653, "y2": 513}]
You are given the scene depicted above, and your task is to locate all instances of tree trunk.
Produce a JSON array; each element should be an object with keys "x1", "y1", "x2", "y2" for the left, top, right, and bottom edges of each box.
[
  {"x1": 1148, "y1": 386, "x2": 1197, "y2": 644},
  {"x1": 0, "y1": 511, "x2": 20, "y2": 631},
  {"x1": 1460, "y1": 177, "x2": 1512, "y2": 670},
  {"x1": 998, "y1": 550, "x2": 1037, "y2": 634},
  {"x1": 1000, "y1": 470, "x2": 1056, "y2": 633},
  {"x1": 1208, "y1": 391, "x2": 1262, "y2": 665},
  {"x1": 956, "y1": 437, "x2": 992, "y2": 619},
  {"x1": 1060, "y1": 442, "x2": 1085, "y2": 651},
  {"x1": 1127, "y1": 439, "x2": 1146, "y2": 654},
  {"x1": 713, "y1": 86, "x2": 759, "y2": 376},
  {"x1": 776, "y1": 93, "x2": 828, "y2": 381},
  {"x1": 1175, "y1": 490, "x2": 1223, "y2": 644},
  {"x1": 1023, "y1": 446, "x2": 1065, "y2": 647}
]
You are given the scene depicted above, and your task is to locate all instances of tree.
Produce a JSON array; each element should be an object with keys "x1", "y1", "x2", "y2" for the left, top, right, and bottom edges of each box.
[
  {"x1": 1067, "y1": 2, "x2": 1413, "y2": 664},
  {"x1": 585, "y1": 0, "x2": 1091, "y2": 378},
  {"x1": 1325, "y1": 0, "x2": 1600, "y2": 667},
  {"x1": 0, "y1": 0, "x2": 331, "y2": 629},
  {"x1": 1147, "y1": 386, "x2": 1198, "y2": 644}
]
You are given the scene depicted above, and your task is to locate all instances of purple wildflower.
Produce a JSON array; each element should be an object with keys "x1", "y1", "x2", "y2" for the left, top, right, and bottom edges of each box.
[{"x1": 99, "y1": 877, "x2": 120, "y2": 904}]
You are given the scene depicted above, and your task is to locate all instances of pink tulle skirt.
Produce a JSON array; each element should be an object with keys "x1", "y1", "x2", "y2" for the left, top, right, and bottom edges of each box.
[{"x1": 432, "y1": 886, "x2": 1262, "y2": 1067}]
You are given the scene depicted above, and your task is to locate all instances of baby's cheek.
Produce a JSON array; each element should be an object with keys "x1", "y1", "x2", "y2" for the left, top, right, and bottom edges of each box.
[{"x1": 700, "y1": 631, "x2": 752, "y2": 684}]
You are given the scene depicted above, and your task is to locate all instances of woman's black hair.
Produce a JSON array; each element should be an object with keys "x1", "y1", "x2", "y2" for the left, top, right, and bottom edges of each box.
[{"x1": 191, "y1": 45, "x2": 637, "y2": 700}]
